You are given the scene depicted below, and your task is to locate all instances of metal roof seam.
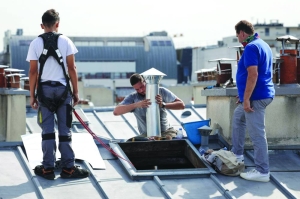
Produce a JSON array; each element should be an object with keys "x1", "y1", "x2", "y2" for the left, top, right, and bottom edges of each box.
[{"x1": 17, "y1": 146, "x2": 45, "y2": 199}]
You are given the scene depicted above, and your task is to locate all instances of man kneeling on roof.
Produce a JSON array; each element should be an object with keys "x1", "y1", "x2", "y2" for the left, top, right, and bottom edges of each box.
[{"x1": 113, "y1": 73, "x2": 185, "y2": 140}]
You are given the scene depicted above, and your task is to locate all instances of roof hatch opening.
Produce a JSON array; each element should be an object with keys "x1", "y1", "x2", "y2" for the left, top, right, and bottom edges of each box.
[{"x1": 110, "y1": 139, "x2": 212, "y2": 180}]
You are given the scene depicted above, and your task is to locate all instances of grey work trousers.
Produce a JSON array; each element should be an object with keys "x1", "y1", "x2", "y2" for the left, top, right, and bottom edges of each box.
[
  {"x1": 38, "y1": 84, "x2": 75, "y2": 169},
  {"x1": 231, "y1": 98, "x2": 273, "y2": 174}
]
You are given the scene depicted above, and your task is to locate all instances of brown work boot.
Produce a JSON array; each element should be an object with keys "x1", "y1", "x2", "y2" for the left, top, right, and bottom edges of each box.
[
  {"x1": 34, "y1": 165, "x2": 55, "y2": 180},
  {"x1": 60, "y1": 166, "x2": 89, "y2": 179}
]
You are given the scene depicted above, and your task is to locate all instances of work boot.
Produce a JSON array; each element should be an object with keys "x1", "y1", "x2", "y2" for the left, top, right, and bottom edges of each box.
[
  {"x1": 34, "y1": 165, "x2": 55, "y2": 180},
  {"x1": 60, "y1": 166, "x2": 90, "y2": 179}
]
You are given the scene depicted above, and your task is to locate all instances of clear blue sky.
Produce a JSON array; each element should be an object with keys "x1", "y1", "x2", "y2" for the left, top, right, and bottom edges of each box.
[{"x1": 1, "y1": 0, "x2": 300, "y2": 50}]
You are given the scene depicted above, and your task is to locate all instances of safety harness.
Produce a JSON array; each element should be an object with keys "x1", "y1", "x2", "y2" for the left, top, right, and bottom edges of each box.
[{"x1": 37, "y1": 32, "x2": 72, "y2": 112}]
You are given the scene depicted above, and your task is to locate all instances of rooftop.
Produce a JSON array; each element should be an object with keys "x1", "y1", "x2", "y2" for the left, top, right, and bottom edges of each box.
[{"x1": 0, "y1": 105, "x2": 300, "y2": 199}]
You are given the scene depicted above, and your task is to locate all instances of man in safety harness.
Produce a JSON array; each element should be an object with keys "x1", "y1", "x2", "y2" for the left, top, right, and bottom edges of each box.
[{"x1": 27, "y1": 9, "x2": 89, "y2": 180}]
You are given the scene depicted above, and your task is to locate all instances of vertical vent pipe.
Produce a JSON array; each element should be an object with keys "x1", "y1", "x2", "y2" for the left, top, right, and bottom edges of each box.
[{"x1": 141, "y1": 68, "x2": 166, "y2": 137}]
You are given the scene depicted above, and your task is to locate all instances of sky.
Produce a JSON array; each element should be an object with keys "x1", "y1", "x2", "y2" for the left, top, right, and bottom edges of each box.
[{"x1": 1, "y1": 0, "x2": 300, "y2": 50}]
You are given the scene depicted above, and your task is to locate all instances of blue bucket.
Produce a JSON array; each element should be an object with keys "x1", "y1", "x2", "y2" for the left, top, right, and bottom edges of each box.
[{"x1": 181, "y1": 119, "x2": 211, "y2": 145}]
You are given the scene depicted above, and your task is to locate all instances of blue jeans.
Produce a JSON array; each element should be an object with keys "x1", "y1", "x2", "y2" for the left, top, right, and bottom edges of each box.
[
  {"x1": 38, "y1": 84, "x2": 74, "y2": 169},
  {"x1": 231, "y1": 98, "x2": 273, "y2": 174}
]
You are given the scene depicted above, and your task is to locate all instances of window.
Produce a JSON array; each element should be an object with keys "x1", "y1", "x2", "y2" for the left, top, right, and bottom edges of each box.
[
  {"x1": 74, "y1": 41, "x2": 104, "y2": 46},
  {"x1": 99, "y1": 73, "x2": 111, "y2": 79},
  {"x1": 74, "y1": 41, "x2": 89, "y2": 46},
  {"x1": 89, "y1": 41, "x2": 104, "y2": 46},
  {"x1": 151, "y1": 41, "x2": 159, "y2": 46},
  {"x1": 121, "y1": 41, "x2": 136, "y2": 46},
  {"x1": 81, "y1": 72, "x2": 134, "y2": 79},
  {"x1": 265, "y1": 28, "x2": 269, "y2": 36},
  {"x1": 107, "y1": 41, "x2": 121, "y2": 46},
  {"x1": 165, "y1": 41, "x2": 172, "y2": 46},
  {"x1": 151, "y1": 40, "x2": 172, "y2": 46},
  {"x1": 126, "y1": 72, "x2": 134, "y2": 78},
  {"x1": 19, "y1": 40, "x2": 31, "y2": 46},
  {"x1": 78, "y1": 72, "x2": 83, "y2": 81},
  {"x1": 113, "y1": 72, "x2": 127, "y2": 79},
  {"x1": 159, "y1": 41, "x2": 165, "y2": 46},
  {"x1": 286, "y1": 28, "x2": 290, "y2": 35},
  {"x1": 136, "y1": 41, "x2": 144, "y2": 46},
  {"x1": 85, "y1": 73, "x2": 96, "y2": 79}
]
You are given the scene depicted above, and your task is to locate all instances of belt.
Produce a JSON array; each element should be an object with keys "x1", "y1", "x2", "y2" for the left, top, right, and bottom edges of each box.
[{"x1": 41, "y1": 81, "x2": 65, "y2": 87}]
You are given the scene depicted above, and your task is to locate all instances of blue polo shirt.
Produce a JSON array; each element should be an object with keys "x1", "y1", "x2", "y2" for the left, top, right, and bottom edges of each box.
[{"x1": 236, "y1": 37, "x2": 275, "y2": 102}]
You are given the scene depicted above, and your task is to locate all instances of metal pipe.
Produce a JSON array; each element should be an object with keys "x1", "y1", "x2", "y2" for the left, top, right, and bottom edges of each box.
[
  {"x1": 198, "y1": 125, "x2": 212, "y2": 152},
  {"x1": 141, "y1": 68, "x2": 166, "y2": 137},
  {"x1": 145, "y1": 82, "x2": 160, "y2": 136}
]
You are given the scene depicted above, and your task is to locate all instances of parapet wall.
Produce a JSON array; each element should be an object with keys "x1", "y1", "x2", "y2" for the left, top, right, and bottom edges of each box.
[{"x1": 202, "y1": 85, "x2": 300, "y2": 149}]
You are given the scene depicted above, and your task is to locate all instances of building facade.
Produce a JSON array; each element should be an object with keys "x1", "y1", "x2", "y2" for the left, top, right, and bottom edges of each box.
[{"x1": 2, "y1": 30, "x2": 178, "y2": 102}]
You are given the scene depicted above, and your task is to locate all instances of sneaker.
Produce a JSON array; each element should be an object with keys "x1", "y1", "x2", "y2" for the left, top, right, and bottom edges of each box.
[
  {"x1": 60, "y1": 166, "x2": 90, "y2": 179},
  {"x1": 34, "y1": 165, "x2": 55, "y2": 180},
  {"x1": 240, "y1": 169, "x2": 270, "y2": 182},
  {"x1": 236, "y1": 155, "x2": 244, "y2": 163}
]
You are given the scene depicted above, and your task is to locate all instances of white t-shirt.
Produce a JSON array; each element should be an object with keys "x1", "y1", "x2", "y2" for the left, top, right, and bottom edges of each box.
[{"x1": 26, "y1": 33, "x2": 78, "y2": 85}]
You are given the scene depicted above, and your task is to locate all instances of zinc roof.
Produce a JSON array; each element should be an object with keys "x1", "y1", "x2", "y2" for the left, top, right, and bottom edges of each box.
[{"x1": 0, "y1": 105, "x2": 299, "y2": 199}]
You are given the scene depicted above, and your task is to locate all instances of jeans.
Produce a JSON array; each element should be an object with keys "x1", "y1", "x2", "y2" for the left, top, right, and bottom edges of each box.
[{"x1": 231, "y1": 98, "x2": 273, "y2": 174}]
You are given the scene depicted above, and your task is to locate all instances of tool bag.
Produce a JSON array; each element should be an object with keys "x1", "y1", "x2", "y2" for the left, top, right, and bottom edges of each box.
[
  {"x1": 203, "y1": 149, "x2": 245, "y2": 176},
  {"x1": 36, "y1": 32, "x2": 72, "y2": 112}
]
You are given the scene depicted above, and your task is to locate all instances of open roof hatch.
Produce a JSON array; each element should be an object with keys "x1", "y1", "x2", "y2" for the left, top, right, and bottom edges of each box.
[{"x1": 109, "y1": 139, "x2": 214, "y2": 180}]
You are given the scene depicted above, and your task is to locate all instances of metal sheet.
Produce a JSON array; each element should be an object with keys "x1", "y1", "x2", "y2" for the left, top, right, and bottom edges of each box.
[
  {"x1": 0, "y1": 150, "x2": 39, "y2": 199},
  {"x1": 21, "y1": 133, "x2": 105, "y2": 169}
]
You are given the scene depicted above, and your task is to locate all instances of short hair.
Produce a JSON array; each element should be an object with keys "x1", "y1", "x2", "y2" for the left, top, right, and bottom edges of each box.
[
  {"x1": 42, "y1": 9, "x2": 60, "y2": 28},
  {"x1": 130, "y1": 73, "x2": 144, "y2": 86},
  {"x1": 235, "y1": 20, "x2": 254, "y2": 35}
]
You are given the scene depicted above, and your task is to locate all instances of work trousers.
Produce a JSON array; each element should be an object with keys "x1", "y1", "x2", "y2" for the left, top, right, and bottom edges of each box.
[
  {"x1": 231, "y1": 98, "x2": 273, "y2": 174},
  {"x1": 38, "y1": 84, "x2": 74, "y2": 169}
]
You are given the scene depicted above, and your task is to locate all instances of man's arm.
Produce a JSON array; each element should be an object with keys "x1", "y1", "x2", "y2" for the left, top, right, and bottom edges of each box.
[
  {"x1": 113, "y1": 99, "x2": 151, "y2": 116},
  {"x1": 155, "y1": 92, "x2": 185, "y2": 110},
  {"x1": 66, "y1": 54, "x2": 79, "y2": 106},
  {"x1": 243, "y1": 65, "x2": 258, "y2": 112},
  {"x1": 159, "y1": 97, "x2": 185, "y2": 110},
  {"x1": 165, "y1": 98, "x2": 185, "y2": 110},
  {"x1": 29, "y1": 60, "x2": 38, "y2": 109}
]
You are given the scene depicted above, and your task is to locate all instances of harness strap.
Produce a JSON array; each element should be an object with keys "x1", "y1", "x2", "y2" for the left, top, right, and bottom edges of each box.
[
  {"x1": 37, "y1": 32, "x2": 72, "y2": 112},
  {"x1": 42, "y1": 133, "x2": 56, "y2": 141}
]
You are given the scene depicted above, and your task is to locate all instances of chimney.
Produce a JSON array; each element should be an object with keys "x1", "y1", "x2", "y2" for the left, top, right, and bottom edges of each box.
[
  {"x1": 0, "y1": 67, "x2": 27, "y2": 141},
  {"x1": 0, "y1": 65, "x2": 9, "y2": 88},
  {"x1": 140, "y1": 68, "x2": 166, "y2": 137}
]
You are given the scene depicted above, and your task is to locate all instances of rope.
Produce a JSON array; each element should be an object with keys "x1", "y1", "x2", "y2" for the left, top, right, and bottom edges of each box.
[{"x1": 72, "y1": 109, "x2": 134, "y2": 166}]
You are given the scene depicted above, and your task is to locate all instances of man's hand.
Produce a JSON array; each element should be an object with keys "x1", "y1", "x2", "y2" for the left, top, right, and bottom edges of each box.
[
  {"x1": 30, "y1": 96, "x2": 38, "y2": 109},
  {"x1": 137, "y1": 99, "x2": 151, "y2": 108},
  {"x1": 73, "y1": 93, "x2": 79, "y2": 107},
  {"x1": 243, "y1": 99, "x2": 254, "y2": 112},
  {"x1": 235, "y1": 95, "x2": 241, "y2": 104},
  {"x1": 155, "y1": 94, "x2": 163, "y2": 107}
]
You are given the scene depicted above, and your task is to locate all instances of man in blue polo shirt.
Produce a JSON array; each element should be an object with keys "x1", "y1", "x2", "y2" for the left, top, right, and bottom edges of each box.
[{"x1": 231, "y1": 20, "x2": 275, "y2": 182}]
